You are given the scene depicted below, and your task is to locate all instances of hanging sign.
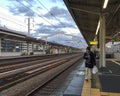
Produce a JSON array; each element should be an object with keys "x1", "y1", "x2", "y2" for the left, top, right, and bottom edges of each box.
[{"x1": 90, "y1": 41, "x2": 98, "y2": 45}]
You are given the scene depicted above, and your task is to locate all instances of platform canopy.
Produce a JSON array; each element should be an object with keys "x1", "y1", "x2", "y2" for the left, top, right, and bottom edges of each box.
[{"x1": 64, "y1": 0, "x2": 120, "y2": 45}]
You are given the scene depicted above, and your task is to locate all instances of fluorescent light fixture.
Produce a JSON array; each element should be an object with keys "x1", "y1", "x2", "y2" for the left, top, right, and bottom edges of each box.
[
  {"x1": 95, "y1": 21, "x2": 100, "y2": 35},
  {"x1": 103, "y1": 0, "x2": 109, "y2": 9}
]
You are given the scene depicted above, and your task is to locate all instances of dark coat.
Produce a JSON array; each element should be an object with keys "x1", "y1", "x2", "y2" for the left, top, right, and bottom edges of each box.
[{"x1": 83, "y1": 51, "x2": 96, "y2": 68}]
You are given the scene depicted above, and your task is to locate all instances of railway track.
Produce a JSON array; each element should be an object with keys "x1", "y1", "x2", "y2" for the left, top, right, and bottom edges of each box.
[
  {"x1": 26, "y1": 59, "x2": 83, "y2": 96},
  {"x1": 0, "y1": 53, "x2": 74, "y2": 66},
  {"x1": 0, "y1": 53, "x2": 83, "y2": 96}
]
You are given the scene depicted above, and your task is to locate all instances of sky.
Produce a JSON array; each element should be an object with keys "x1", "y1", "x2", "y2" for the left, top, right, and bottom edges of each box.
[{"x1": 0, "y1": 0, "x2": 87, "y2": 49}]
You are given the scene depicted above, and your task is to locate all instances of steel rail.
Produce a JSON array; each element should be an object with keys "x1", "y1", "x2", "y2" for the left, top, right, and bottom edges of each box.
[{"x1": 0, "y1": 55, "x2": 81, "y2": 92}]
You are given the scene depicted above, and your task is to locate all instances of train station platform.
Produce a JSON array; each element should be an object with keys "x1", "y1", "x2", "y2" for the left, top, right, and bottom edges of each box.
[
  {"x1": 83, "y1": 59, "x2": 120, "y2": 96},
  {"x1": 63, "y1": 61, "x2": 85, "y2": 96},
  {"x1": 64, "y1": 59, "x2": 120, "y2": 96}
]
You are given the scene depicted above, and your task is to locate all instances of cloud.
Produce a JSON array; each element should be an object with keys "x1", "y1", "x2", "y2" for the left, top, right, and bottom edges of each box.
[
  {"x1": 58, "y1": 22, "x2": 76, "y2": 28},
  {"x1": 34, "y1": 19, "x2": 77, "y2": 37},
  {"x1": 34, "y1": 23, "x2": 85, "y2": 47},
  {"x1": 46, "y1": 34, "x2": 86, "y2": 48},
  {"x1": 50, "y1": 0, "x2": 62, "y2": 3},
  {"x1": 44, "y1": 6, "x2": 68, "y2": 18},
  {"x1": 43, "y1": 6, "x2": 76, "y2": 27},
  {"x1": 34, "y1": 23, "x2": 65, "y2": 36},
  {"x1": 5, "y1": 0, "x2": 41, "y2": 17},
  {"x1": 5, "y1": 1, "x2": 75, "y2": 26},
  {"x1": 0, "y1": 0, "x2": 87, "y2": 48},
  {"x1": 8, "y1": 5, "x2": 34, "y2": 16}
]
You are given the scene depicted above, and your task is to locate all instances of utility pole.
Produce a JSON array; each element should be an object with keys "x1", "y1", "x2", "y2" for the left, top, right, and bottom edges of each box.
[
  {"x1": 25, "y1": 18, "x2": 34, "y2": 35},
  {"x1": 28, "y1": 18, "x2": 30, "y2": 35},
  {"x1": 27, "y1": 18, "x2": 31, "y2": 55},
  {"x1": 27, "y1": 18, "x2": 35, "y2": 54}
]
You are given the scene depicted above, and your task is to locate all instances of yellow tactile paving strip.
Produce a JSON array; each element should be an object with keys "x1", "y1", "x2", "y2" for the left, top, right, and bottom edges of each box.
[{"x1": 81, "y1": 80, "x2": 120, "y2": 96}]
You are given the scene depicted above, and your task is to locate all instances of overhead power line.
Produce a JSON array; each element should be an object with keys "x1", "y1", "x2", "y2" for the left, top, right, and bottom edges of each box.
[
  {"x1": 16, "y1": 0, "x2": 58, "y2": 28},
  {"x1": 16, "y1": 0, "x2": 83, "y2": 47},
  {"x1": 36, "y1": 0, "x2": 65, "y2": 25},
  {"x1": 0, "y1": 14, "x2": 27, "y2": 28},
  {"x1": 36, "y1": 0, "x2": 79, "y2": 35},
  {"x1": 17, "y1": 0, "x2": 76, "y2": 33}
]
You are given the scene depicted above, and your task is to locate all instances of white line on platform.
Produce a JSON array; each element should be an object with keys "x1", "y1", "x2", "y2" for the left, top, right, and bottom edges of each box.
[
  {"x1": 109, "y1": 70, "x2": 112, "y2": 73},
  {"x1": 111, "y1": 60, "x2": 120, "y2": 66}
]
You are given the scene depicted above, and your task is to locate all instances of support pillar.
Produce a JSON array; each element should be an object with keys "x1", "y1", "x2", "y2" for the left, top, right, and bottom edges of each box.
[
  {"x1": 20, "y1": 42, "x2": 22, "y2": 53},
  {"x1": 27, "y1": 18, "x2": 30, "y2": 55},
  {"x1": 27, "y1": 42, "x2": 29, "y2": 55},
  {"x1": 0, "y1": 38, "x2": 1, "y2": 56},
  {"x1": 32, "y1": 43, "x2": 34, "y2": 52},
  {"x1": 43, "y1": 45, "x2": 45, "y2": 54},
  {"x1": 99, "y1": 14, "x2": 106, "y2": 68}
]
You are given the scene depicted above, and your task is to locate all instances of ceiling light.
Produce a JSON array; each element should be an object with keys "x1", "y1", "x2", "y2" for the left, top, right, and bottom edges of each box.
[
  {"x1": 95, "y1": 21, "x2": 100, "y2": 35},
  {"x1": 103, "y1": 0, "x2": 109, "y2": 9}
]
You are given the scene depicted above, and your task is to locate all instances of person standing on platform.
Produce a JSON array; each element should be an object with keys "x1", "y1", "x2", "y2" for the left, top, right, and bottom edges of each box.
[{"x1": 83, "y1": 46, "x2": 96, "y2": 81}]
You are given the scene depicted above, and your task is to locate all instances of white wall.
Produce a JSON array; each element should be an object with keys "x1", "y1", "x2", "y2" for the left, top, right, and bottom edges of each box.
[
  {"x1": 34, "y1": 52, "x2": 45, "y2": 55},
  {"x1": 1, "y1": 52, "x2": 21, "y2": 57},
  {"x1": 114, "y1": 53, "x2": 120, "y2": 59}
]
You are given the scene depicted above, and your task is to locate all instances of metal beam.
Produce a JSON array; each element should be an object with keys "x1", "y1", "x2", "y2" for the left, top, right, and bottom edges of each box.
[
  {"x1": 0, "y1": 31, "x2": 26, "y2": 38},
  {"x1": 69, "y1": 3, "x2": 100, "y2": 15},
  {"x1": 107, "y1": 4, "x2": 120, "y2": 26},
  {"x1": 0, "y1": 38, "x2": 2, "y2": 56}
]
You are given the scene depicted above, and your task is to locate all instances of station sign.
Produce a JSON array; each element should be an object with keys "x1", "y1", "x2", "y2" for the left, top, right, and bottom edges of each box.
[{"x1": 90, "y1": 41, "x2": 98, "y2": 45}]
